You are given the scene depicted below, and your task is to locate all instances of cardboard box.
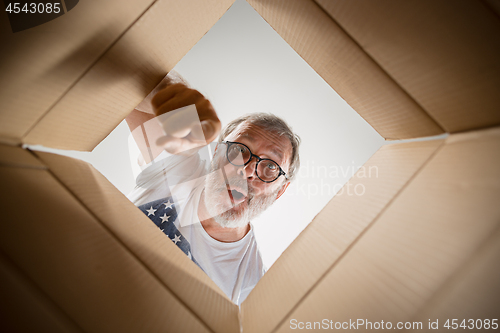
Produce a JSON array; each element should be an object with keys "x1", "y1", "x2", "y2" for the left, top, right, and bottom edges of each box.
[{"x1": 1, "y1": 0, "x2": 499, "y2": 331}]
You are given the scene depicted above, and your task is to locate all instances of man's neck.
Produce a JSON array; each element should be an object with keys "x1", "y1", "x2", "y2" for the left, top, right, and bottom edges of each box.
[{"x1": 198, "y1": 190, "x2": 250, "y2": 243}]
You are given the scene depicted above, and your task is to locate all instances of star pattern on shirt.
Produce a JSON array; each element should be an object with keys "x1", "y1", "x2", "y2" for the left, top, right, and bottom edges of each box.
[
  {"x1": 160, "y1": 213, "x2": 170, "y2": 223},
  {"x1": 163, "y1": 200, "x2": 174, "y2": 209},
  {"x1": 146, "y1": 206, "x2": 157, "y2": 216},
  {"x1": 138, "y1": 196, "x2": 203, "y2": 270},
  {"x1": 172, "y1": 234, "x2": 181, "y2": 244}
]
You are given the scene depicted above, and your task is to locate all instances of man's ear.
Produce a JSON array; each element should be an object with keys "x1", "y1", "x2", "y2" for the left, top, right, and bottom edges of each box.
[{"x1": 276, "y1": 181, "x2": 290, "y2": 200}]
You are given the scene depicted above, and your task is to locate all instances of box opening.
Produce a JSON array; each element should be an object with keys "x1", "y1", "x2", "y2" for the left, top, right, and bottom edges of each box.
[
  {"x1": 27, "y1": 0, "x2": 384, "y2": 271},
  {"x1": 2, "y1": 0, "x2": 499, "y2": 329}
]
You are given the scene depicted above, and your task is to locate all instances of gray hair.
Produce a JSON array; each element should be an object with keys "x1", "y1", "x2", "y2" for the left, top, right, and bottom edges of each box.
[{"x1": 218, "y1": 113, "x2": 301, "y2": 182}]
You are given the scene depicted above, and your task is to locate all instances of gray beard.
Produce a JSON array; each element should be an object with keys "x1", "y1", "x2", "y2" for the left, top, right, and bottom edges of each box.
[{"x1": 203, "y1": 166, "x2": 278, "y2": 229}]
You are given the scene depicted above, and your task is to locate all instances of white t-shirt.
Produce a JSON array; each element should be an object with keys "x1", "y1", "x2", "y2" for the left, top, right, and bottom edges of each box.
[{"x1": 128, "y1": 148, "x2": 266, "y2": 305}]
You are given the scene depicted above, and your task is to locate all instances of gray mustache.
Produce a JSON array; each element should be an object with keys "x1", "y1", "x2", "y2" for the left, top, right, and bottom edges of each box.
[{"x1": 214, "y1": 175, "x2": 260, "y2": 200}]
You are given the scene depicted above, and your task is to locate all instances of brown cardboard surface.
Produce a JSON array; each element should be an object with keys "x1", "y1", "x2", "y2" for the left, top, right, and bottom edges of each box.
[
  {"x1": 0, "y1": 0, "x2": 156, "y2": 145},
  {"x1": 0, "y1": 147, "x2": 220, "y2": 332},
  {"x1": 245, "y1": 0, "x2": 443, "y2": 140},
  {"x1": 408, "y1": 226, "x2": 500, "y2": 330},
  {"x1": 485, "y1": 0, "x2": 500, "y2": 17},
  {"x1": 1, "y1": 1, "x2": 499, "y2": 331},
  {"x1": 242, "y1": 139, "x2": 444, "y2": 333},
  {"x1": 317, "y1": 0, "x2": 500, "y2": 134},
  {"x1": 23, "y1": 0, "x2": 235, "y2": 151},
  {"x1": 33, "y1": 150, "x2": 240, "y2": 333},
  {"x1": 0, "y1": 252, "x2": 83, "y2": 333},
  {"x1": 0, "y1": 144, "x2": 45, "y2": 169},
  {"x1": 272, "y1": 127, "x2": 500, "y2": 333}
]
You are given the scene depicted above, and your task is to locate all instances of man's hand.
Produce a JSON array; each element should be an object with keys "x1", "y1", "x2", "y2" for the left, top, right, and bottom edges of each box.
[{"x1": 152, "y1": 83, "x2": 221, "y2": 154}]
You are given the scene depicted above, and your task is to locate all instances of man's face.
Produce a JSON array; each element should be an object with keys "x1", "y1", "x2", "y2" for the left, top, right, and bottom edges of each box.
[{"x1": 204, "y1": 121, "x2": 292, "y2": 228}]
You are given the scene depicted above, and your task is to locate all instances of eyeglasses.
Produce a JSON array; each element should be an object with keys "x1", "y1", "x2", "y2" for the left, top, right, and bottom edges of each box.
[{"x1": 221, "y1": 141, "x2": 287, "y2": 183}]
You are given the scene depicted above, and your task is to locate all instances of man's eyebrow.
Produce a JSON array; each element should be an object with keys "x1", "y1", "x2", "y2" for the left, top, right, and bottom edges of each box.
[
  {"x1": 269, "y1": 148, "x2": 284, "y2": 162},
  {"x1": 242, "y1": 134, "x2": 284, "y2": 162}
]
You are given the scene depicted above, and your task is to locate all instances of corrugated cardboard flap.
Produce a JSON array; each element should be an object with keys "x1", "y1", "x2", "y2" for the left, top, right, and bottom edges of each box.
[
  {"x1": 245, "y1": 0, "x2": 444, "y2": 140},
  {"x1": 0, "y1": 144, "x2": 46, "y2": 169},
  {"x1": 2, "y1": 1, "x2": 499, "y2": 331},
  {"x1": 316, "y1": 0, "x2": 500, "y2": 134},
  {"x1": 241, "y1": 139, "x2": 444, "y2": 333},
  {"x1": 0, "y1": 145, "x2": 239, "y2": 333},
  {"x1": 33, "y1": 149, "x2": 240, "y2": 333},
  {"x1": 0, "y1": 0, "x2": 157, "y2": 146},
  {"x1": 265, "y1": 126, "x2": 500, "y2": 332},
  {"x1": 19, "y1": 0, "x2": 235, "y2": 151}
]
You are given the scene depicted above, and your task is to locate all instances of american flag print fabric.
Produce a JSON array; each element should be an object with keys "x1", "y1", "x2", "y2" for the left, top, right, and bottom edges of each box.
[{"x1": 137, "y1": 196, "x2": 202, "y2": 269}]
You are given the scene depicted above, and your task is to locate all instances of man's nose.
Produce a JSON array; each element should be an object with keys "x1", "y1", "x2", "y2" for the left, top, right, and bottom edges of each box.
[{"x1": 237, "y1": 158, "x2": 257, "y2": 179}]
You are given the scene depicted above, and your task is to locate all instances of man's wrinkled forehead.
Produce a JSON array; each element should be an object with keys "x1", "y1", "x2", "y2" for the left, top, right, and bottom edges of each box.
[
  {"x1": 239, "y1": 133, "x2": 284, "y2": 161},
  {"x1": 227, "y1": 121, "x2": 291, "y2": 165}
]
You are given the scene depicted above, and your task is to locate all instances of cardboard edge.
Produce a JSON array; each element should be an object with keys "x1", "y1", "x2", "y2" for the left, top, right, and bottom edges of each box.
[
  {"x1": 0, "y1": 136, "x2": 23, "y2": 147},
  {"x1": 312, "y1": 0, "x2": 445, "y2": 137},
  {"x1": 31, "y1": 149, "x2": 241, "y2": 333},
  {"x1": 27, "y1": 149, "x2": 223, "y2": 333},
  {"x1": 0, "y1": 144, "x2": 47, "y2": 169},
  {"x1": 245, "y1": 0, "x2": 444, "y2": 140},
  {"x1": 315, "y1": 0, "x2": 500, "y2": 135},
  {"x1": 283, "y1": 141, "x2": 446, "y2": 329},
  {"x1": 0, "y1": 163, "x2": 217, "y2": 332},
  {"x1": 443, "y1": 124, "x2": 500, "y2": 145},
  {"x1": 0, "y1": 0, "x2": 160, "y2": 146},
  {"x1": 241, "y1": 138, "x2": 446, "y2": 333},
  {"x1": 270, "y1": 126, "x2": 500, "y2": 333},
  {"x1": 19, "y1": 0, "x2": 160, "y2": 150},
  {"x1": 22, "y1": 0, "x2": 236, "y2": 151}
]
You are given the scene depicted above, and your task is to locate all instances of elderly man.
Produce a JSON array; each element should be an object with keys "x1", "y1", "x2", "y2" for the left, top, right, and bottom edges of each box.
[{"x1": 126, "y1": 73, "x2": 300, "y2": 304}]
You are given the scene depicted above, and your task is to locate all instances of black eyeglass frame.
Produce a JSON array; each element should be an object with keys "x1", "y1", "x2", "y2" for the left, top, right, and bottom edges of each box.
[{"x1": 221, "y1": 141, "x2": 288, "y2": 183}]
